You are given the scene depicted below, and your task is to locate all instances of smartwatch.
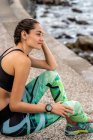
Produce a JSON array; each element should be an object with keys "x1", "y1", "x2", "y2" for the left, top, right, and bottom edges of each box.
[{"x1": 45, "y1": 104, "x2": 52, "y2": 112}]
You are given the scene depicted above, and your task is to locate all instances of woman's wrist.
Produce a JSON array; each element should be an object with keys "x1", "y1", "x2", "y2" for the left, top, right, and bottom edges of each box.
[{"x1": 38, "y1": 103, "x2": 46, "y2": 112}]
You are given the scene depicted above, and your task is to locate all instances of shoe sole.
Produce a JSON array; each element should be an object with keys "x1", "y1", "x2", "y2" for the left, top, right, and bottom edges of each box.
[{"x1": 65, "y1": 130, "x2": 88, "y2": 136}]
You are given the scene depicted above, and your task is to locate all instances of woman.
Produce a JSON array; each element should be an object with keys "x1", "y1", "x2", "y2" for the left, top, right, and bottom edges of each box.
[{"x1": 0, "y1": 18, "x2": 93, "y2": 137}]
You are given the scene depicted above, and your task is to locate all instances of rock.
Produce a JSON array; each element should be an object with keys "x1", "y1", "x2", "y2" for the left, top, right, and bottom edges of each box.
[
  {"x1": 51, "y1": 25, "x2": 60, "y2": 28},
  {"x1": 62, "y1": 33, "x2": 73, "y2": 39},
  {"x1": 75, "y1": 36, "x2": 93, "y2": 50},
  {"x1": 72, "y1": 48, "x2": 82, "y2": 54},
  {"x1": 61, "y1": 0, "x2": 72, "y2": 6},
  {"x1": 72, "y1": 8, "x2": 83, "y2": 13},
  {"x1": 36, "y1": 0, "x2": 71, "y2": 5},
  {"x1": 55, "y1": 34, "x2": 62, "y2": 39},
  {"x1": 40, "y1": 14, "x2": 47, "y2": 17},
  {"x1": 61, "y1": 20, "x2": 69, "y2": 25},
  {"x1": 77, "y1": 33, "x2": 85, "y2": 37},
  {"x1": 90, "y1": 32, "x2": 93, "y2": 36},
  {"x1": 65, "y1": 36, "x2": 93, "y2": 65},
  {"x1": 76, "y1": 20, "x2": 89, "y2": 25},
  {"x1": 67, "y1": 17, "x2": 89, "y2": 25},
  {"x1": 67, "y1": 17, "x2": 77, "y2": 22},
  {"x1": 65, "y1": 42, "x2": 75, "y2": 49},
  {"x1": 44, "y1": 10, "x2": 49, "y2": 14}
]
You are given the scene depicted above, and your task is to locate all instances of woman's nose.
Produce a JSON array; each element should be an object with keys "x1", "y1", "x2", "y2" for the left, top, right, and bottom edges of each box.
[{"x1": 40, "y1": 36, "x2": 44, "y2": 42}]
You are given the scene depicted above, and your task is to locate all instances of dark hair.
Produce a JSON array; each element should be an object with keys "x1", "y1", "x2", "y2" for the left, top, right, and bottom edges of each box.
[{"x1": 14, "y1": 18, "x2": 39, "y2": 45}]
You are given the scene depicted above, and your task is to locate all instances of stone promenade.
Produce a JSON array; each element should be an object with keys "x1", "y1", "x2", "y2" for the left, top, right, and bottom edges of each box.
[{"x1": 0, "y1": 0, "x2": 93, "y2": 140}]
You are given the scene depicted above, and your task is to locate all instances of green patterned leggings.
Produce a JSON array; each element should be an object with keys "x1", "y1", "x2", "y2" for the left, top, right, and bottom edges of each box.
[{"x1": 1, "y1": 70, "x2": 88, "y2": 136}]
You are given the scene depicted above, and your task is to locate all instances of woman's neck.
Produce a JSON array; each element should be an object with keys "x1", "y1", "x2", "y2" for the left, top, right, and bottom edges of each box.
[{"x1": 16, "y1": 43, "x2": 32, "y2": 56}]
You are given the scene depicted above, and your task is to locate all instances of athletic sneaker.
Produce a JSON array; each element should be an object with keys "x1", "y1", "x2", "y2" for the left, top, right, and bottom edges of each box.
[{"x1": 64, "y1": 122, "x2": 93, "y2": 136}]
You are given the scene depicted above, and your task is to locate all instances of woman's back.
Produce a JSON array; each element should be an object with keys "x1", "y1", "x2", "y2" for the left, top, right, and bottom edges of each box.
[{"x1": 0, "y1": 47, "x2": 24, "y2": 110}]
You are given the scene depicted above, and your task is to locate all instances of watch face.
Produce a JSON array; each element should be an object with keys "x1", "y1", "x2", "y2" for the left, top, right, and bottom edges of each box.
[{"x1": 46, "y1": 104, "x2": 52, "y2": 112}]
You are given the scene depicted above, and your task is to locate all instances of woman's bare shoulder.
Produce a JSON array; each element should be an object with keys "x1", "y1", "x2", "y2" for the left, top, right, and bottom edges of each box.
[{"x1": 12, "y1": 52, "x2": 31, "y2": 68}]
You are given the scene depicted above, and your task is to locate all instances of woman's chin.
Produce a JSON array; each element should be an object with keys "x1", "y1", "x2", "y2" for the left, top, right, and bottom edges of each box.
[
  {"x1": 34, "y1": 46, "x2": 41, "y2": 50},
  {"x1": 37, "y1": 45, "x2": 42, "y2": 50}
]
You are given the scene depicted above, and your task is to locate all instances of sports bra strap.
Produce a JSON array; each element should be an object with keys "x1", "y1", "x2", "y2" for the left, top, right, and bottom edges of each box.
[
  {"x1": 0, "y1": 47, "x2": 13, "y2": 57},
  {"x1": 0, "y1": 49, "x2": 24, "y2": 60}
]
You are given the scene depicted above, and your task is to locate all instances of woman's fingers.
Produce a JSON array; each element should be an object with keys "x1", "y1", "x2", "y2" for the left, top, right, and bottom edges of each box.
[
  {"x1": 65, "y1": 108, "x2": 74, "y2": 115},
  {"x1": 52, "y1": 102, "x2": 74, "y2": 117},
  {"x1": 64, "y1": 105, "x2": 73, "y2": 110}
]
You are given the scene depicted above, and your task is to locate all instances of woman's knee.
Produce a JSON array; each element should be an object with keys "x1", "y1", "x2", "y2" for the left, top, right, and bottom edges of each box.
[
  {"x1": 44, "y1": 70, "x2": 59, "y2": 81},
  {"x1": 64, "y1": 100, "x2": 82, "y2": 111}
]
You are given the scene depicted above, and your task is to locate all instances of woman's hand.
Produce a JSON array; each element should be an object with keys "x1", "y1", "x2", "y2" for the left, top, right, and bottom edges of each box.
[
  {"x1": 41, "y1": 40, "x2": 58, "y2": 70},
  {"x1": 41, "y1": 40, "x2": 46, "y2": 48},
  {"x1": 51, "y1": 101, "x2": 73, "y2": 117}
]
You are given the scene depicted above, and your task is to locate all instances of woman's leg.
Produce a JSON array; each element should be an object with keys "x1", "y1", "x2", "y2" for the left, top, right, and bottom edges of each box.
[
  {"x1": 1, "y1": 70, "x2": 62, "y2": 136},
  {"x1": 24, "y1": 70, "x2": 68, "y2": 104},
  {"x1": 1, "y1": 70, "x2": 90, "y2": 136},
  {"x1": 42, "y1": 70, "x2": 88, "y2": 123},
  {"x1": 25, "y1": 70, "x2": 89, "y2": 131},
  {"x1": 24, "y1": 70, "x2": 89, "y2": 126}
]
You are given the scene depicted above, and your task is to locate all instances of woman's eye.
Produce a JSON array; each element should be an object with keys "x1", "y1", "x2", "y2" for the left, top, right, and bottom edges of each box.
[{"x1": 37, "y1": 34, "x2": 40, "y2": 36}]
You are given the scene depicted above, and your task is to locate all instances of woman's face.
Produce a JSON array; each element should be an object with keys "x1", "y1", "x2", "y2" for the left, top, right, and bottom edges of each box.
[{"x1": 25, "y1": 23, "x2": 45, "y2": 49}]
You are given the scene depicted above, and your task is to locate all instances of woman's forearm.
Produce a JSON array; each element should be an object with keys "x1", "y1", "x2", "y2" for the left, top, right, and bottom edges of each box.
[
  {"x1": 9, "y1": 101, "x2": 46, "y2": 113},
  {"x1": 42, "y1": 42, "x2": 58, "y2": 69}
]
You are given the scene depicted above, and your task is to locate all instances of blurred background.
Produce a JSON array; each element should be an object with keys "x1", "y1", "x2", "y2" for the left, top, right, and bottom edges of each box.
[{"x1": 23, "y1": 0, "x2": 93, "y2": 65}]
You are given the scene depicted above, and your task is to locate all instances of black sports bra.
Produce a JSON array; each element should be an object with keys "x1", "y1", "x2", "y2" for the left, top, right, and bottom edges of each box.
[{"x1": 0, "y1": 47, "x2": 24, "y2": 92}]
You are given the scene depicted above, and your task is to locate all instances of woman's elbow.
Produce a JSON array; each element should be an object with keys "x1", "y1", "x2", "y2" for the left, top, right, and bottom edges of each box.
[
  {"x1": 9, "y1": 102, "x2": 18, "y2": 112},
  {"x1": 49, "y1": 64, "x2": 58, "y2": 70}
]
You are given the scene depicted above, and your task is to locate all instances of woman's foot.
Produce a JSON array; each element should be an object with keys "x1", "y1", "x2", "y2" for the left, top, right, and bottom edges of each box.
[
  {"x1": 65, "y1": 116, "x2": 93, "y2": 136},
  {"x1": 64, "y1": 122, "x2": 93, "y2": 136}
]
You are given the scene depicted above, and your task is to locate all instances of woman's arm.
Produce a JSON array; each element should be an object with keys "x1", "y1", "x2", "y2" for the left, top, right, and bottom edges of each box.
[
  {"x1": 9, "y1": 54, "x2": 46, "y2": 113},
  {"x1": 29, "y1": 41, "x2": 58, "y2": 70}
]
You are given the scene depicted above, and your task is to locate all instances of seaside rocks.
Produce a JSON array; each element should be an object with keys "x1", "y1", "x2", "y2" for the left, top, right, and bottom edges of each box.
[
  {"x1": 36, "y1": 0, "x2": 71, "y2": 5},
  {"x1": 72, "y1": 8, "x2": 83, "y2": 13},
  {"x1": 66, "y1": 36, "x2": 93, "y2": 51},
  {"x1": 67, "y1": 17, "x2": 89, "y2": 25},
  {"x1": 66, "y1": 36, "x2": 93, "y2": 64}
]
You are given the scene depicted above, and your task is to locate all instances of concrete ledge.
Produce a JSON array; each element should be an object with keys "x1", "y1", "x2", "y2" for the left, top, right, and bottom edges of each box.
[{"x1": 10, "y1": 0, "x2": 31, "y2": 20}]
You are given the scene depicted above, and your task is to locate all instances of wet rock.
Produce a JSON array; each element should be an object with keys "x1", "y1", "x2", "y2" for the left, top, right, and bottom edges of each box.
[
  {"x1": 79, "y1": 51, "x2": 90, "y2": 59},
  {"x1": 55, "y1": 34, "x2": 62, "y2": 39},
  {"x1": 67, "y1": 17, "x2": 76, "y2": 22},
  {"x1": 51, "y1": 25, "x2": 60, "y2": 28},
  {"x1": 65, "y1": 42, "x2": 75, "y2": 49},
  {"x1": 66, "y1": 35, "x2": 93, "y2": 65},
  {"x1": 51, "y1": 21, "x2": 68, "y2": 29},
  {"x1": 77, "y1": 33, "x2": 85, "y2": 37},
  {"x1": 40, "y1": 14, "x2": 47, "y2": 17},
  {"x1": 75, "y1": 36, "x2": 93, "y2": 50},
  {"x1": 36, "y1": 0, "x2": 56, "y2": 4},
  {"x1": 61, "y1": 20, "x2": 70, "y2": 25},
  {"x1": 72, "y1": 8, "x2": 83, "y2": 13},
  {"x1": 78, "y1": 51, "x2": 93, "y2": 64},
  {"x1": 72, "y1": 48, "x2": 82, "y2": 54},
  {"x1": 44, "y1": 10, "x2": 50, "y2": 14},
  {"x1": 67, "y1": 17, "x2": 89, "y2": 25},
  {"x1": 66, "y1": 38, "x2": 93, "y2": 65},
  {"x1": 36, "y1": 0, "x2": 71, "y2": 5},
  {"x1": 61, "y1": 0, "x2": 72, "y2": 6},
  {"x1": 62, "y1": 33, "x2": 73, "y2": 39},
  {"x1": 90, "y1": 32, "x2": 93, "y2": 36},
  {"x1": 76, "y1": 20, "x2": 89, "y2": 25}
]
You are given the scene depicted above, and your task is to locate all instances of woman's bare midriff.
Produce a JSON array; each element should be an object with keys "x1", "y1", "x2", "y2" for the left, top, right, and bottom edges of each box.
[{"x1": 0, "y1": 88, "x2": 10, "y2": 111}]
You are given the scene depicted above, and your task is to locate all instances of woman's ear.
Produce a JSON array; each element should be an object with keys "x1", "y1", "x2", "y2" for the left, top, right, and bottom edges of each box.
[{"x1": 21, "y1": 31, "x2": 28, "y2": 40}]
